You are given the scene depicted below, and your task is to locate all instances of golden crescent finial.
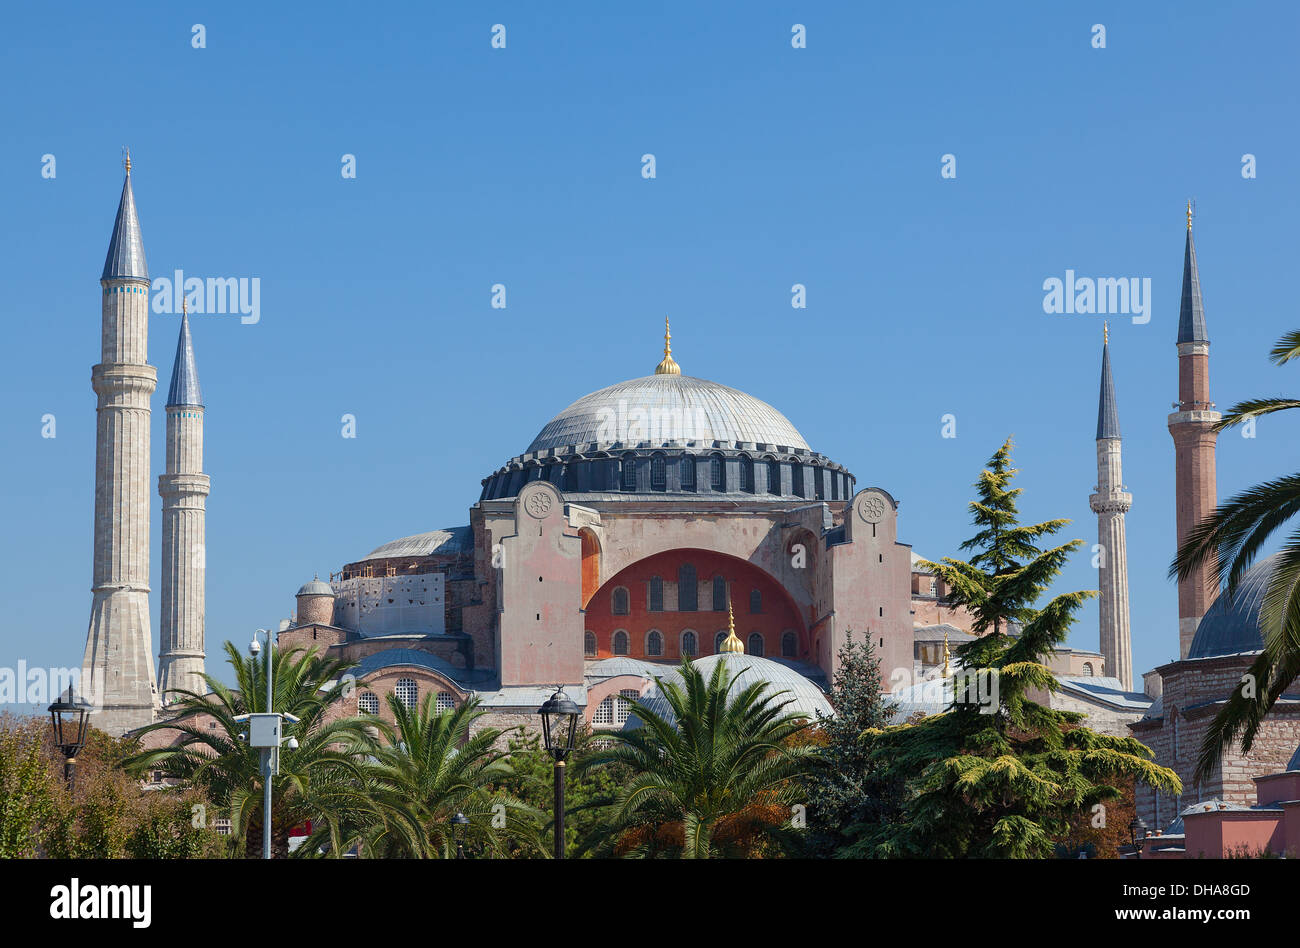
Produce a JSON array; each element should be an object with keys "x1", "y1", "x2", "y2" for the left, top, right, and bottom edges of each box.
[
  {"x1": 123, "y1": 147, "x2": 131, "y2": 174},
  {"x1": 942, "y1": 630, "x2": 951, "y2": 677},
  {"x1": 182, "y1": 296, "x2": 187, "y2": 317},
  {"x1": 1187, "y1": 200, "x2": 1193, "y2": 231},
  {"x1": 1103, "y1": 320, "x2": 1108, "y2": 345},
  {"x1": 654, "y1": 316, "x2": 681, "y2": 375},
  {"x1": 719, "y1": 591, "x2": 745, "y2": 653}
]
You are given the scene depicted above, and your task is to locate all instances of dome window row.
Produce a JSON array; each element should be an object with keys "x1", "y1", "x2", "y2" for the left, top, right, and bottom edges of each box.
[{"x1": 480, "y1": 449, "x2": 852, "y2": 501}]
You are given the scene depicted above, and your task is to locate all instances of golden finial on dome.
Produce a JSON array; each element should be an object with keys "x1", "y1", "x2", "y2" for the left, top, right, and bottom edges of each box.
[
  {"x1": 942, "y1": 630, "x2": 951, "y2": 677},
  {"x1": 719, "y1": 594, "x2": 745, "y2": 653},
  {"x1": 655, "y1": 317, "x2": 681, "y2": 375}
]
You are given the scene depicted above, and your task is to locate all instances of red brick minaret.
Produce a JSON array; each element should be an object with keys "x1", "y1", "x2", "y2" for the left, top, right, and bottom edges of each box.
[{"x1": 1167, "y1": 202, "x2": 1219, "y2": 659}]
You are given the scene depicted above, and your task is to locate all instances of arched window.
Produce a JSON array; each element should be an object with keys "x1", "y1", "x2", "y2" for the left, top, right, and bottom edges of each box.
[
  {"x1": 738, "y1": 456, "x2": 752, "y2": 492},
  {"x1": 617, "y1": 689, "x2": 639, "y2": 725},
  {"x1": 394, "y1": 678, "x2": 418, "y2": 710},
  {"x1": 749, "y1": 589, "x2": 762, "y2": 614},
  {"x1": 612, "y1": 587, "x2": 630, "y2": 615},
  {"x1": 613, "y1": 630, "x2": 629, "y2": 655},
  {"x1": 710, "y1": 453, "x2": 724, "y2": 490},
  {"x1": 791, "y1": 460, "x2": 804, "y2": 497},
  {"x1": 594, "y1": 695, "x2": 615, "y2": 726},
  {"x1": 748, "y1": 633, "x2": 764, "y2": 657},
  {"x1": 715, "y1": 630, "x2": 728, "y2": 652},
  {"x1": 621, "y1": 453, "x2": 637, "y2": 491},
  {"x1": 1081, "y1": 662, "x2": 1094, "y2": 676},
  {"x1": 678, "y1": 564, "x2": 697, "y2": 611},
  {"x1": 814, "y1": 468, "x2": 825, "y2": 499},
  {"x1": 584, "y1": 631, "x2": 597, "y2": 657},
  {"x1": 646, "y1": 629, "x2": 663, "y2": 656},
  {"x1": 767, "y1": 457, "x2": 781, "y2": 494},
  {"x1": 649, "y1": 576, "x2": 664, "y2": 612},
  {"x1": 681, "y1": 456, "x2": 696, "y2": 491},
  {"x1": 681, "y1": 630, "x2": 698, "y2": 657},
  {"x1": 650, "y1": 453, "x2": 667, "y2": 491},
  {"x1": 712, "y1": 576, "x2": 727, "y2": 611},
  {"x1": 436, "y1": 692, "x2": 456, "y2": 711},
  {"x1": 358, "y1": 692, "x2": 379, "y2": 715},
  {"x1": 781, "y1": 631, "x2": 797, "y2": 657}
]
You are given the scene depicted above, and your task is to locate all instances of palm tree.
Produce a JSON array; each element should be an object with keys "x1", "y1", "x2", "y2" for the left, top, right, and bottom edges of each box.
[
  {"x1": 575, "y1": 658, "x2": 820, "y2": 858},
  {"x1": 330, "y1": 693, "x2": 542, "y2": 858},
  {"x1": 1171, "y1": 329, "x2": 1300, "y2": 780},
  {"x1": 126, "y1": 642, "x2": 413, "y2": 857}
]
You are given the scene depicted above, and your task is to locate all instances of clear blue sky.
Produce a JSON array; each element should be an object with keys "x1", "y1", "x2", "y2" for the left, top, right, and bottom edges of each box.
[{"x1": 2, "y1": 1, "x2": 1297, "y2": 699}]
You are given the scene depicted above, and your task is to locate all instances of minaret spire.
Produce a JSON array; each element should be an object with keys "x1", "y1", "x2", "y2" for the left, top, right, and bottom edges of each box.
[
  {"x1": 1168, "y1": 203, "x2": 1219, "y2": 658},
  {"x1": 1091, "y1": 327, "x2": 1133, "y2": 689},
  {"x1": 158, "y1": 297, "x2": 210, "y2": 700},
  {"x1": 83, "y1": 161, "x2": 159, "y2": 733}
]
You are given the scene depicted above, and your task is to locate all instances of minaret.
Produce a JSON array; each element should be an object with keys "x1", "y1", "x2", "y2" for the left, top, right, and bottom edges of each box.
[
  {"x1": 1090, "y1": 324, "x2": 1133, "y2": 690},
  {"x1": 1167, "y1": 202, "x2": 1220, "y2": 659},
  {"x1": 82, "y1": 154, "x2": 159, "y2": 734},
  {"x1": 157, "y1": 301, "x2": 209, "y2": 701}
]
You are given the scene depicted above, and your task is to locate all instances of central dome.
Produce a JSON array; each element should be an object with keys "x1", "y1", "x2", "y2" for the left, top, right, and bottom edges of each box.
[{"x1": 526, "y1": 374, "x2": 810, "y2": 454}]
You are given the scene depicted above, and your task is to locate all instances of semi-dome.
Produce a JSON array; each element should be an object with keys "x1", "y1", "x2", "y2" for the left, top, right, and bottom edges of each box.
[
  {"x1": 527, "y1": 373, "x2": 810, "y2": 454},
  {"x1": 632, "y1": 652, "x2": 833, "y2": 726},
  {"x1": 1187, "y1": 554, "x2": 1280, "y2": 659}
]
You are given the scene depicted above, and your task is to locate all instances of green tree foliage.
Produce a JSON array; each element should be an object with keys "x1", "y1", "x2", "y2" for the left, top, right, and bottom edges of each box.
[
  {"x1": 493, "y1": 727, "x2": 630, "y2": 858},
  {"x1": 845, "y1": 439, "x2": 1181, "y2": 858},
  {"x1": 1171, "y1": 329, "x2": 1300, "y2": 779},
  {"x1": 127, "y1": 642, "x2": 399, "y2": 858},
  {"x1": 0, "y1": 712, "x2": 225, "y2": 858},
  {"x1": 575, "y1": 658, "x2": 820, "y2": 858},
  {"x1": 318, "y1": 693, "x2": 541, "y2": 858},
  {"x1": 796, "y1": 632, "x2": 901, "y2": 857}
]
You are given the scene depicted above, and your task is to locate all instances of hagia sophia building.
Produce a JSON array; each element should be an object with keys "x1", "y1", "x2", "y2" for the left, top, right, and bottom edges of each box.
[{"x1": 84, "y1": 164, "x2": 1300, "y2": 856}]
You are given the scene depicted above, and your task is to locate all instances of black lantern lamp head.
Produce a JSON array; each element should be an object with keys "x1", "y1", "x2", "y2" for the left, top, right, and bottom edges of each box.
[
  {"x1": 537, "y1": 687, "x2": 580, "y2": 762},
  {"x1": 1128, "y1": 815, "x2": 1149, "y2": 857},
  {"x1": 48, "y1": 686, "x2": 92, "y2": 761}
]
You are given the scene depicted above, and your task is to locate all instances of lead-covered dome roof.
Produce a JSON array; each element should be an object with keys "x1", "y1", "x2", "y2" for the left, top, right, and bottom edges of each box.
[
  {"x1": 632, "y1": 652, "x2": 832, "y2": 725},
  {"x1": 1187, "y1": 554, "x2": 1279, "y2": 659},
  {"x1": 526, "y1": 373, "x2": 810, "y2": 454}
]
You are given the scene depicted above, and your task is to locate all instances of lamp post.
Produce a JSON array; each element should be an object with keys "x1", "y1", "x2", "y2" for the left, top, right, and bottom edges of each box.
[
  {"x1": 47, "y1": 686, "x2": 91, "y2": 789},
  {"x1": 238, "y1": 628, "x2": 299, "y2": 859},
  {"x1": 451, "y1": 811, "x2": 470, "y2": 860},
  {"x1": 1128, "y1": 815, "x2": 1148, "y2": 859},
  {"x1": 536, "y1": 687, "x2": 580, "y2": 860}
]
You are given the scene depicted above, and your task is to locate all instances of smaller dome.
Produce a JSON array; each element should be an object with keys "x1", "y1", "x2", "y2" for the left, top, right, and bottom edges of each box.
[
  {"x1": 296, "y1": 578, "x2": 334, "y2": 597},
  {"x1": 634, "y1": 653, "x2": 832, "y2": 726},
  {"x1": 1187, "y1": 554, "x2": 1279, "y2": 659}
]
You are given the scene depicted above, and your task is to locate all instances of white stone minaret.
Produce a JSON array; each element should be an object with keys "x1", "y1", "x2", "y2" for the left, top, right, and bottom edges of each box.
[
  {"x1": 1089, "y1": 325, "x2": 1134, "y2": 690},
  {"x1": 157, "y1": 303, "x2": 209, "y2": 701},
  {"x1": 82, "y1": 156, "x2": 159, "y2": 734}
]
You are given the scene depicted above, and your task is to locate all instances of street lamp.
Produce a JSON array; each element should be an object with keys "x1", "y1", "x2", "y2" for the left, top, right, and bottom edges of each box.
[
  {"x1": 47, "y1": 686, "x2": 92, "y2": 789},
  {"x1": 1129, "y1": 815, "x2": 1149, "y2": 859},
  {"x1": 537, "y1": 686, "x2": 580, "y2": 860},
  {"x1": 451, "y1": 811, "x2": 470, "y2": 860},
  {"x1": 234, "y1": 629, "x2": 299, "y2": 859}
]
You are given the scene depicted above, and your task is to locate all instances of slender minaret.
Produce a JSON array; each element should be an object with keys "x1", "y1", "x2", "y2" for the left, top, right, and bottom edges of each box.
[
  {"x1": 1167, "y1": 202, "x2": 1220, "y2": 659},
  {"x1": 82, "y1": 154, "x2": 158, "y2": 733},
  {"x1": 157, "y1": 301, "x2": 209, "y2": 700},
  {"x1": 1090, "y1": 324, "x2": 1133, "y2": 690}
]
